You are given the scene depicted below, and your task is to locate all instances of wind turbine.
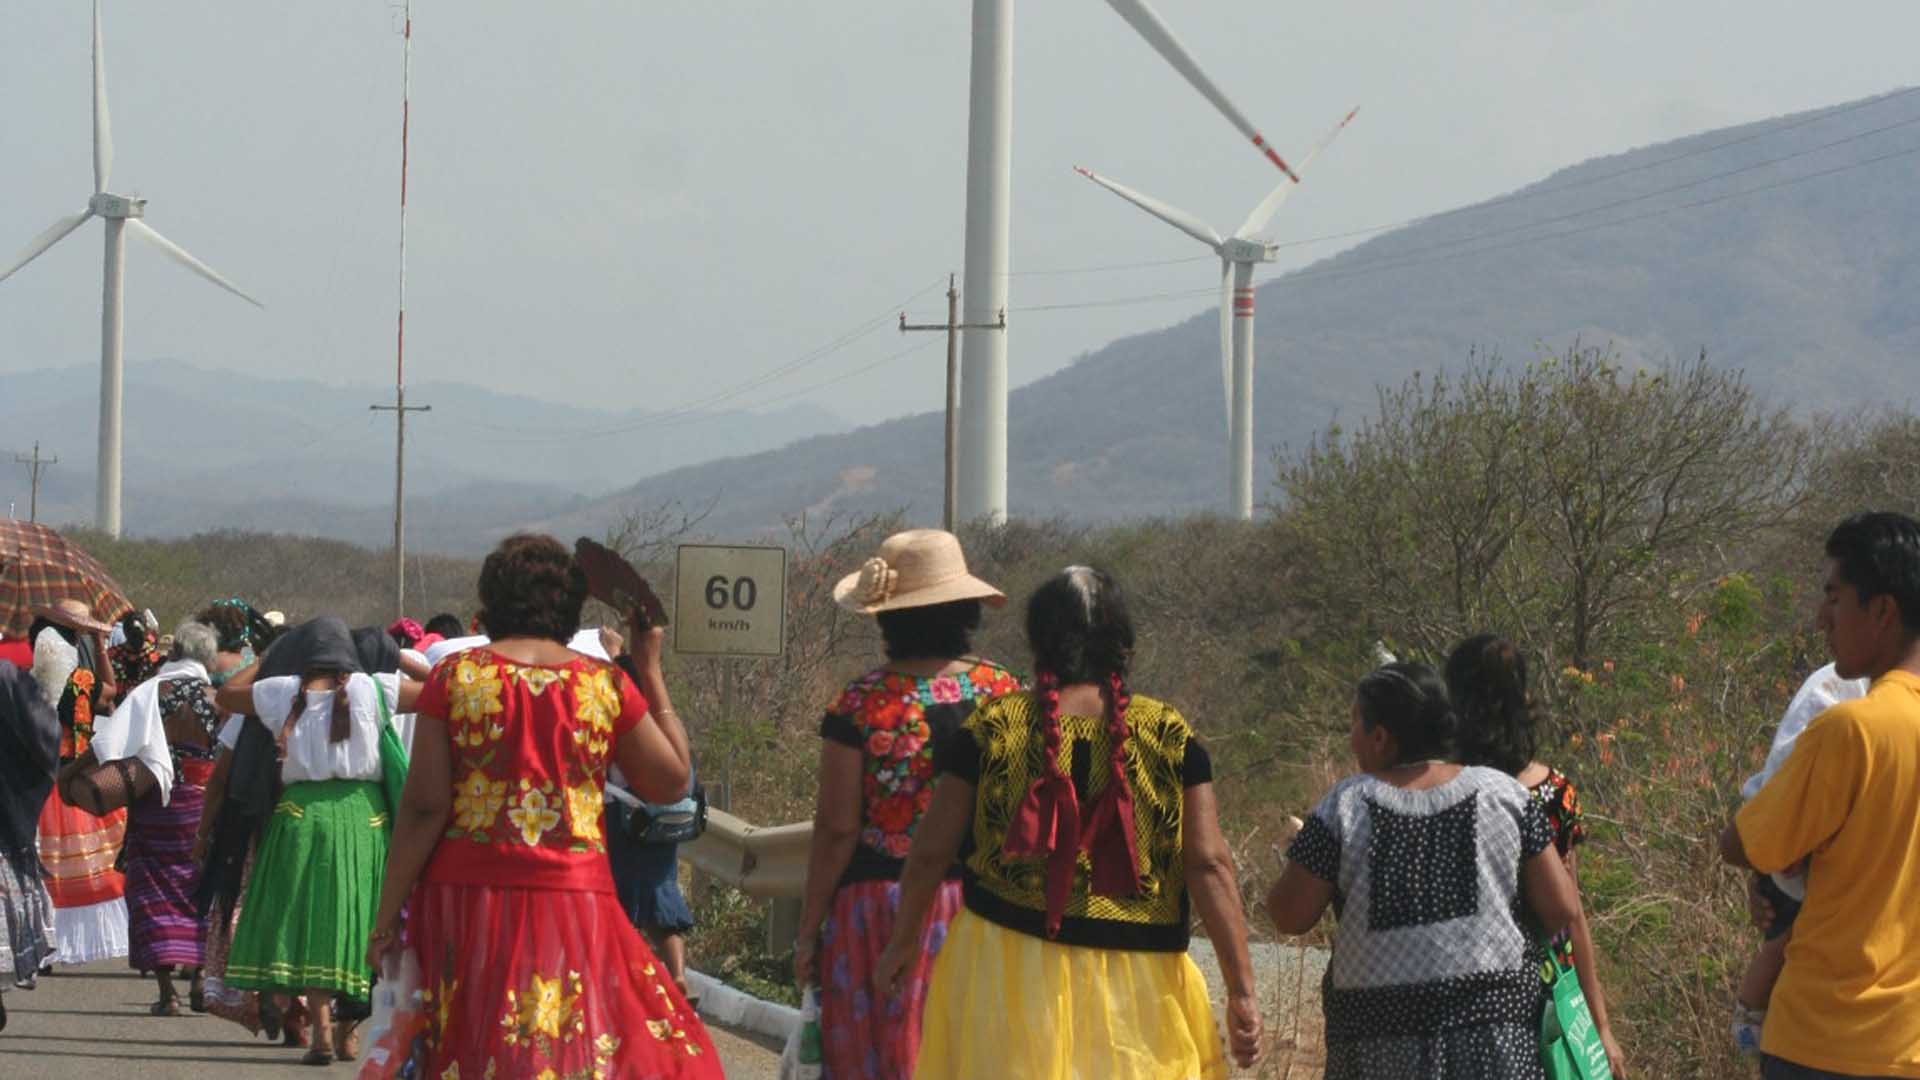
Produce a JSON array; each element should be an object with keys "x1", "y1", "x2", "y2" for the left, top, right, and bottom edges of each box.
[
  {"x1": 1076, "y1": 109, "x2": 1355, "y2": 520},
  {"x1": 0, "y1": 0, "x2": 261, "y2": 538}
]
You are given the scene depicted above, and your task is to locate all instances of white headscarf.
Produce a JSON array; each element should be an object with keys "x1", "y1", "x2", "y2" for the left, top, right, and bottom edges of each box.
[{"x1": 89, "y1": 658, "x2": 210, "y2": 804}]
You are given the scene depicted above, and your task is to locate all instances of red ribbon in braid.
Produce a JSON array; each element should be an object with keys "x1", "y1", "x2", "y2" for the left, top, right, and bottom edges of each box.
[{"x1": 1002, "y1": 669, "x2": 1142, "y2": 935}]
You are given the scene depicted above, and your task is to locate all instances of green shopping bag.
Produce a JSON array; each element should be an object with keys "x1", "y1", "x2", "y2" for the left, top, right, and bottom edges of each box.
[
  {"x1": 1540, "y1": 940, "x2": 1612, "y2": 1080},
  {"x1": 371, "y1": 675, "x2": 410, "y2": 827}
]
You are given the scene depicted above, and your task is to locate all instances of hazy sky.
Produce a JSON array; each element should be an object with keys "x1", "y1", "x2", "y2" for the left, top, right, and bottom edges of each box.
[{"x1": 4, "y1": 1, "x2": 1916, "y2": 437}]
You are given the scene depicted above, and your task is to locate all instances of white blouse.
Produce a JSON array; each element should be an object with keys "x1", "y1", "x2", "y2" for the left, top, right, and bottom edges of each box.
[{"x1": 246, "y1": 672, "x2": 402, "y2": 785}]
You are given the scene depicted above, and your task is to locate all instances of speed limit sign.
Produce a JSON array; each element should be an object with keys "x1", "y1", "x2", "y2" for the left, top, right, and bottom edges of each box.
[{"x1": 672, "y1": 544, "x2": 787, "y2": 657}]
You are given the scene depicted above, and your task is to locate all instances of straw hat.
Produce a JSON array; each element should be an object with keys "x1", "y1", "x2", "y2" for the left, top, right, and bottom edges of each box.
[
  {"x1": 833, "y1": 529, "x2": 1006, "y2": 615},
  {"x1": 31, "y1": 599, "x2": 113, "y2": 635}
]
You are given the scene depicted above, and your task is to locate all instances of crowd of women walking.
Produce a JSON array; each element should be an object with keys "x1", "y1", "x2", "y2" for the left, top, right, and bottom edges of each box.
[{"x1": 3, "y1": 517, "x2": 1917, "y2": 1078}]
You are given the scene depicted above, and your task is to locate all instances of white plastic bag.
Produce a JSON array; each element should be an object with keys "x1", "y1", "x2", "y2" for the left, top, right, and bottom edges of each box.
[
  {"x1": 779, "y1": 986, "x2": 823, "y2": 1080},
  {"x1": 358, "y1": 947, "x2": 426, "y2": 1080}
]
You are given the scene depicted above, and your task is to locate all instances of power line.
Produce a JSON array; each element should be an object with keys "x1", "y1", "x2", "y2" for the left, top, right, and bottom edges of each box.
[
  {"x1": 1015, "y1": 132, "x2": 1920, "y2": 314},
  {"x1": 1006, "y1": 86, "x2": 1920, "y2": 278},
  {"x1": 473, "y1": 275, "x2": 949, "y2": 443}
]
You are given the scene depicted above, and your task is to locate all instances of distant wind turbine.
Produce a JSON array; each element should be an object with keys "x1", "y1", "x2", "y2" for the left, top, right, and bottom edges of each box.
[
  {"x1": 0, "y1": 0, "x2": 261, "y2": 538},
  {"x1": 1076, "y1": 109, "x2": 1355, "y2": 520}
]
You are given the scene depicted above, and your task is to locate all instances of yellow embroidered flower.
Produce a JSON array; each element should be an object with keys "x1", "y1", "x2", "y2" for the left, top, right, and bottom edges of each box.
[
  {"x1": 435, "y1": 973, "x2": 460, "y2": 1037},
  {"x1": 439, "y1": 1065, "x2": 460, "y2": 1080},
  {"x1": 508, "y1": 788, "x2": 562, "y2": 846},
  {"x1": 566, "y1": 784, "x2": 603, "y2": 845},
  {"x1": 452, "y1": 770, "x2": 507, "y2": 833},
  {"x1": 573, "y1": 668, "x2": 621, "y2": 734},
  {"x1": 647, "y1": 1018, "x2": 672, "y2": 1041},
  {"x1": 535, "y1": 1070, "x2": 557, "y2": 1080},
  {"x1": 508, "y1": 665, "x2": 568, "y2": 695},
  {"x1": 447, "y1": 658, "x2": 505, "y2": 731}
]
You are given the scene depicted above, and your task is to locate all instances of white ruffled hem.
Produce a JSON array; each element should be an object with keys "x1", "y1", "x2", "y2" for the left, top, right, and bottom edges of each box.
[{"x1": 53, "y1": 897, "x2": 129, "y2": 964}]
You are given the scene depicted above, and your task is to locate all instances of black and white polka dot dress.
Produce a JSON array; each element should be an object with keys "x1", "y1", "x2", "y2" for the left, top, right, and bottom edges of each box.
[{"x1": 1286, "y1": 766, "x2": 1555, "y2": 1080}]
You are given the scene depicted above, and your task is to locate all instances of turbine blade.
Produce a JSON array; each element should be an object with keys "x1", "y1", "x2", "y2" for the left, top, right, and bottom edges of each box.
[
  {"x1": 0, "y1": 211, "x2": 94, "y2": 284},
  {"x1": 1235, "y1": 107, "x2": 1359, "y2": 239},
  {"x1": 93, "y1": 0, "x2": 113, "y2": 193},
  {"x1": 1219, "y1": 259, "x2": 1233, "y2": 433},
  {"x1": 1102, "y1": 0, "x2": 1299, "y2": 180},
  {"x1": 126, "y1": 219, "x2": 263, "y2": 307},
  {"x1": 1074, "y1": 166, "x2": 1222, "y2": 250}
]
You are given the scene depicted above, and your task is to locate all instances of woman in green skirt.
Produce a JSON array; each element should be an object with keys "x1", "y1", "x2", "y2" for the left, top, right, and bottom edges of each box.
[{"x1": 214, "y1": 619, "x2": 421, "y2": 1065}]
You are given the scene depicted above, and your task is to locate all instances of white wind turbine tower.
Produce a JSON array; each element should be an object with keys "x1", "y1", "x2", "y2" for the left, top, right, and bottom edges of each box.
[
  {"x1": 1076, "y1": 109, "x2": 1354, "y2": 520},
  {"x1": 0, "y1": 0, "x2": 261, "y2": 538},
  {"x1": 1088, "y1": 0, "x2": 1354, "y2": 521}
]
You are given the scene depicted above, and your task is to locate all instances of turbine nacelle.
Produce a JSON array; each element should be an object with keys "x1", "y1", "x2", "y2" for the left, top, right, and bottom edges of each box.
[
  {"x1": 87, "y1": 192, "x2": 144, "y2": 219},
  {"x1": 1220, "y1": 237, "x2": 1274, "y2": 264}
]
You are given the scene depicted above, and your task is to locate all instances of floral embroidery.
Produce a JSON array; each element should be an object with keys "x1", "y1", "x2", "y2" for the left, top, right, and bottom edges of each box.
[
  {"x1": 448, "y1": 660, "x2": 507, "y2": 747},
  {"x1": 434, "y1": 972, "x2": 460, "y2": 1038},
  {"x1": 573, "y1": 669, "x2": 621, "y2": 735},
  {"x1": 452, "y1": 770, "x2": 508, "y2": 836},
  {"x1": 440, "y1": 1065, "x2": 460, "y2": 1080},
  {"x1": 63, "y1": 668, "x2": 98, "y2": 757},
  {"x1": 828, "y1": 663, "x2": 1022, "y2": 860},
  {"x1": 566, "y1": 784, "x2": 603, "y2": 847},
  {"x1": 501, "y1": 970, "x2": 585, "y2": 1047},
  {"x1": 507, "y1": 664, "x2": 568, "y2": 695},
  {"x1": 508, "y1": 783, "x2": 563, "y2": 846}
]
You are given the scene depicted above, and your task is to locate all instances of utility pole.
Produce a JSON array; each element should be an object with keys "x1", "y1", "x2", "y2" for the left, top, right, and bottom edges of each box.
[
  {"x1": 12, "y1": 442, "x2": 57, "y2": 523},
  {"x1": 370, "y1": 0, "x2": 427, "y2": 618},
  {"x1": 901, "y1": 273, "x2": 1005, "y2": 531}
]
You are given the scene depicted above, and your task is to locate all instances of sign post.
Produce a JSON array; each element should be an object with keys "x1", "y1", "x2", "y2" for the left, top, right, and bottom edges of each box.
[
  {"x1": 673, "y1": 543, "x2": 790, "y2": 947},
  {"x1": 673, "y1": 544, "x2": 787, "y2": 659}
]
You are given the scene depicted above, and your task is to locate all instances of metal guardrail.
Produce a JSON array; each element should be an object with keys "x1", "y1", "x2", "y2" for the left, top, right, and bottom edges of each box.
[
  {"x1": 682, "y1": 807, "x2": 812, "y2": 899},
  {"x1": 682, "y1": 808, "x2": 812, "y2": 953}
]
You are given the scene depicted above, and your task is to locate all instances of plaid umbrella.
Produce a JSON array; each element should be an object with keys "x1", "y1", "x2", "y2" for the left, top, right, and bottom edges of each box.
[{"x1": 0, "y1": 521, "x2": 134, "y2": 640}]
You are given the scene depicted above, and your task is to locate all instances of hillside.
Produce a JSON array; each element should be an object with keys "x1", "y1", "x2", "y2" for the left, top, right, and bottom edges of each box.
[
  {"x1": 538, "y1": 87, "x2": 1920, "y2": 539},
  {"x1": 0, "y1": 358, "x2": 844, "y2": 549}
]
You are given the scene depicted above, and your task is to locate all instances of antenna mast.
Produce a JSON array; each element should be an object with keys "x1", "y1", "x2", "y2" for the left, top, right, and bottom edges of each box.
[{"x1": 372, "y1": 0, "x2": 430, "y2": 617}]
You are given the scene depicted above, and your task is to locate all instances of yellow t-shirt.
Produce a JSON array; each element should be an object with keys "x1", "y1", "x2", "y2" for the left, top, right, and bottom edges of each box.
[{"x1": 1736, "y1": 668, "x2": 1920, "y2": 1077}]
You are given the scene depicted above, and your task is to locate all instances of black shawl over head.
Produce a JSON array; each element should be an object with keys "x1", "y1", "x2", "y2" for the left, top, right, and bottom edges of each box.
[
  {"x1": 197, "y1": 616, "x2": 365, "y2": 922},
  {"x1": 350, "y1": 626, "x2": 402, "y2": 676}
]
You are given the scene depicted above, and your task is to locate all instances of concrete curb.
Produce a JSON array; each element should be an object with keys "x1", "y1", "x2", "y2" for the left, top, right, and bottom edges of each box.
[{"x1": 687, "y1": 968, "x2": 802, "y2": 1044}]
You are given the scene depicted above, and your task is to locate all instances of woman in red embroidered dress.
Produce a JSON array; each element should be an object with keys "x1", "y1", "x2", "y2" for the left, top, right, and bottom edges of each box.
[{"x1": 368, "y1": 535, "x2": 719, "y2": 1079}]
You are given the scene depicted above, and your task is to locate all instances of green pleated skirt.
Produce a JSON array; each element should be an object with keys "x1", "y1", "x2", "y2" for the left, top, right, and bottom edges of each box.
[{"x1": 224, "y1": 779, "x2": 388, "y2": 1000}]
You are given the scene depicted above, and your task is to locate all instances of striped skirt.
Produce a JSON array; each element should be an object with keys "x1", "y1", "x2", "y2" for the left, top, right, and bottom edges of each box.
[
  {"x1": 1, "y1": 851, "x2": 55, "y2": 988},
  {"x1": 225, "y1": 779, "x2": 388, "y2": 1000},
  {"x1": 36, "y1": 794, "x2": 128, "y2": 964},
  {"x1": 123, "y1": 754, "x2": 214, "y2": 972}
]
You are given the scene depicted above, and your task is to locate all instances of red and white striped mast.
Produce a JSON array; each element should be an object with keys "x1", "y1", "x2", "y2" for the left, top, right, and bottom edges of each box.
[{"x1": 373, "y1": 0, "x2": 429, "y2": 616}]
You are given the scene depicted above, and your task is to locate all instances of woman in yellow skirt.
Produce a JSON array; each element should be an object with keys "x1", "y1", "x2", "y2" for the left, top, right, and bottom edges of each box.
[{"x1": 876, "y1": 566, "x2": 1262, "y2": 1079}]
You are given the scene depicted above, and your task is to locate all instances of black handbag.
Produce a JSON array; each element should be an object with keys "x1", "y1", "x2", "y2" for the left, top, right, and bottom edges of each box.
[{"x1": 631, "y1": 782, "x2": 708, "y2": 845}]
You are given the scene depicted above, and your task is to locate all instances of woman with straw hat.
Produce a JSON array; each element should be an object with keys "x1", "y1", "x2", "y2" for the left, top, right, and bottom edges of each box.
[
  {"x1": 876, "y1": 566, "x2": 1262, "y2": 1079},
  {"x1": 35, "y1": 599, "x2": 133, "y2": 967},
  {"x1": 793, "y1": 528, "x2": 1021, "y2": 1080}
]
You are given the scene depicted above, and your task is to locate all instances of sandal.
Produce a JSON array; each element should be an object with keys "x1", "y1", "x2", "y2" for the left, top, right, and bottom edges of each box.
[
  {"x1": 150, "y1": 998, "x2": 182, "y2": 1017},
  {"x1": 301, "y1": 1044, "x2": 333, "y2": 1067}
]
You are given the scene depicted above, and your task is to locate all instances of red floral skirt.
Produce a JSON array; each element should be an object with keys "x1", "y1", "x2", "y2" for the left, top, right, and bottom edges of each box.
[
  {"x1": 409, "y1": 880, "x2": 722, "y2": 1079},
  {"x1": 817, "y1": 878, "x2": 964, "y2": 1080}
]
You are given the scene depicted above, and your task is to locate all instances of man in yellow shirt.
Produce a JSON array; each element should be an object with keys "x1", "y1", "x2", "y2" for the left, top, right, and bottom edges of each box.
[{"x1": 1722, "y1": 511, "x2": 1920, "y2": 1079}]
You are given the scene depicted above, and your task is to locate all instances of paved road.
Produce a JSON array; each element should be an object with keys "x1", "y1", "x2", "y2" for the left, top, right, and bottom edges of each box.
[{"x1": 0, "y1": 961, "x2": 781, "y2": 1079}]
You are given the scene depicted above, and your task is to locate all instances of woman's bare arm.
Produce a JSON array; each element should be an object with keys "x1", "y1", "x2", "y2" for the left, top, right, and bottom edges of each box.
[
  {"x1": 872, "y1": 776, "x2": 974, "y2": 995},
  {"x1": 367, "y1": 711, "x2": 453, "y2": 965},
  {"x1": 1184, "y1": 782, "x2": 1262, "y2": 1069},
  {"x1": 794, "y1": 742, "x2": 865, "y2": 986}
]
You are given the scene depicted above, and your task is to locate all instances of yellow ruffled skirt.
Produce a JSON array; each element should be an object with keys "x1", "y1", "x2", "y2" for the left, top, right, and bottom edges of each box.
[{"x1": 915, "y1": 909, "x2": 1226, "y2": 1080}]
